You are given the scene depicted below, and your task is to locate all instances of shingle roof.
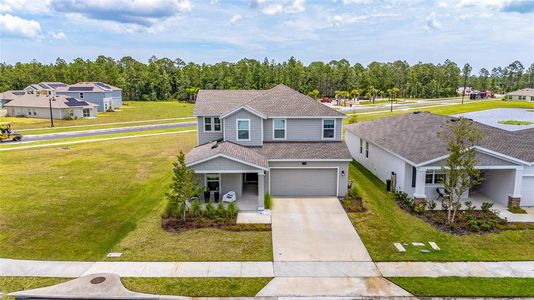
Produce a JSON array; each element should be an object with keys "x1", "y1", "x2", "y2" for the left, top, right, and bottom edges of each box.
[
  {"x1": 507, "y1": 88, "x2": 534, "y2": 97},
  {"x1": 4, "y1": 94, "x2": 97, "y2": 109},
  {"x1": 186, "y1": 141, "x2": 269, "y2": 169},
  {"x1": 194, "y1": 84, "x2": 344, "y2": 118},
  {"x1": 56, "y1": 82, "x2": 121, "y2": 93},
  {"x1": 253, "y1": 142, "x2": 352, "y2": 160},
  {"x1": 0, "y1": 90, "x2": 26, "y2": 100},
  {"x1": 344, "y1": 112, "x2": 534, "y2": 164}
]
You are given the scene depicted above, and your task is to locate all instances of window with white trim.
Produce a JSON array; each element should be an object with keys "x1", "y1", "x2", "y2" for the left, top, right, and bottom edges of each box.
[
  {"x1": 359, "y1": 138, "x2": 363, "y2": 154},
  {"x1": 365, "y1": 141, "x2": 369, "y2": 158},
  {"x1": 273, "y1": 119, "x2": 286, "y2": 139},
  {"x1": 83, "y1": 108, "x2": 90, "y2": 117},
  {"x1": 425, "y1": 170, "x2": 446, "y2": 184},
  {"x1": 322, "y1": 119, "x2": 335, "y2": 139},
  {"x1": 204, "y1": 117, "x2": 221, "y2": 132},
  {"x1": 206, "y1": 173, "x2": 220, "y2": 191},
  {"x1": 237, "y1": 119, "x2": 250, "y2": 140},
  {"x1": 79, "y1": 92, "x2": 84, "y2": 99}
]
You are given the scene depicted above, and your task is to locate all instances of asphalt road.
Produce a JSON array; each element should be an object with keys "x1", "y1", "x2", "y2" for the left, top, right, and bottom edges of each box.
[{"x1": 16, "y1": 121, "x2": 197, "y2": 143}]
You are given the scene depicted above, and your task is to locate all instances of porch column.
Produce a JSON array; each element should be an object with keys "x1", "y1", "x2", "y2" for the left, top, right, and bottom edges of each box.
[
  {"x1": 413, "y1": 168, "x2": 427, "y2": 203},
  {"x1": 508, "y1": 167, "x2": 523, "y2": 208},
  {"x1": 257, "y1": 171, "x2": 265, "y2": 211}
]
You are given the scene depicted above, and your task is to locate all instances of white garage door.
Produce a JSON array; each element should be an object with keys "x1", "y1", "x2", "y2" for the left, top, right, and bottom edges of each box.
[
  {"x1": 270, "y1": 168, "x2": 337, "y2": 196},
  {"x1": 522, "y1": 177, "x2": 534, "y2": 206}
]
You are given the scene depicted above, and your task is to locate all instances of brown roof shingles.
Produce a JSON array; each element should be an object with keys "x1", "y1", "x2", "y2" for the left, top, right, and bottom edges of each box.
[
  {"x1": 186, "y1": 141, "x2": 269, "y2": 169},
  {"x1": 345, "y1": 112, "x2": 534, "y2": 164},
  {"x1": 194, "y1": 84, "x2": 344, "y2": 118},
  {"x1": 253, "y1": 142, "x2": 352, "y2": 160}
]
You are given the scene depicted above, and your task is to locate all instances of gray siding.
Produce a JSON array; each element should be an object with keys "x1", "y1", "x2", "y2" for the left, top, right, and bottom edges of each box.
[
  {"x1": 223, "y1": 109, "x2": 263, "y2": 146},
  {"x1": 56, "y1": 91, "x2": 110, "y2": 112},
  {"x1": 268, "y1": 161, "x2": 349, "y2": 196},
  {"x1": 191, "y1": 156, "x2": 260, "y2": 171},
  {"x1": 197, "y1": 116, "x2": 223, "y2": 144},
  {"x1": 263, "y1": 118, "x2": 342, "y2": 141},
  {"x1": 222, "y1": 173, "x2": 243, "y2": 199}
]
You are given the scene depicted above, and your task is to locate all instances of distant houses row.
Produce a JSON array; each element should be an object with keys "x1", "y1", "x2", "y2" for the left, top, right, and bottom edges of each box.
[{"x1": 0, "y1": 82, "x2": 122, "y2": 120}]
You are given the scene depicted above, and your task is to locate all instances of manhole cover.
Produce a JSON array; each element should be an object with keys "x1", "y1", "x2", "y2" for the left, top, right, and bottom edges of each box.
[{"x1": 90, "y1": 277, "x2": 106, "y2": 284}]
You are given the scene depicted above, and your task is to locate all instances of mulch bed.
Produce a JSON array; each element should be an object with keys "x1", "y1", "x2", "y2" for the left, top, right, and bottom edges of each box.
[
  {"x1": 396, "y1": 200, "x2": 505, "y2": 235},
  {"x1": 341, "y1": 196, "x2": 366, "y2": 213},
  {"x1": 161, "y1": 217, "x2": 271, "y2": 233}
]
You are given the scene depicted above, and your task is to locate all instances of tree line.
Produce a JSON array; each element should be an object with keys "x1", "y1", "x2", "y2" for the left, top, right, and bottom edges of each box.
[{"x1": 1, "y1": 56, "x2": 532, "y2": 101}]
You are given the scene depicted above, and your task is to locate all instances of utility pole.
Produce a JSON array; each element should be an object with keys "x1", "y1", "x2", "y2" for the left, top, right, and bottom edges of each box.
[{"x1": 48, "y1": 96, "x2": 55, "y2": 127}]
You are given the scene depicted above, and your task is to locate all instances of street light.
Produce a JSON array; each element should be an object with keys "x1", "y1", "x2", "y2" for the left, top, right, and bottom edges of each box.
[{"x1": 48, "y1": 96, "x2": 56, "y2": 127}]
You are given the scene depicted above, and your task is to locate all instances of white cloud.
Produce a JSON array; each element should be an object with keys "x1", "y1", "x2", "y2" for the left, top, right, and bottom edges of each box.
[
  {"x1": 0, "y1": 0, "x2": 51, "y2": 14},
  {"x1": 335, "y1": 0, "x2": 371, "y2": 4},
  {"x1": 437, "y1": 1, "x2": 449, "y2": 8},
  {"x1": 425, "y1": 12, "x2": 441, "y2": 30},
  {"x1": 329, "y1": 12, "x2": 399, "y2": 27},
  {"x1": 51, "y1": 0, "x2": 192, "y2": 27},
  {"x1": 0, "y1": 14, "x2": 42, "y2": 38},
  {"x1": 230, "y1": 14, "x2": 242, "y2": 24},
  {"x1": 49, "y1": 31, "x2": 66, "y2": 39},
  {"x1": 252, "y1": 0, "x2": 305, "y2": 15}
]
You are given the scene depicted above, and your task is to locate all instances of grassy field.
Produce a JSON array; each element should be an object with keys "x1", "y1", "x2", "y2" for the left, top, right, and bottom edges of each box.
[
  {"x1": 0, "y1": 101, "x2": 194, "y2": 130},
  {"x1": 0, "y1": 131, "x2": 271, "y2": 261},
  {"x1": 0, "y1": 126, "x2": 197, "y2": 150},
  {"x1": 388, "y1": 277, "x2": 534, "y2": 297},
  {"x1": 0, "y1": 277, "x2": 271, "y2": 299},
  {"x1": 348, "y1": 161, "x2": 534, "y2": 261},
  {"x1": 347, "y1": 100, "x2": 534, "y2": 123}
]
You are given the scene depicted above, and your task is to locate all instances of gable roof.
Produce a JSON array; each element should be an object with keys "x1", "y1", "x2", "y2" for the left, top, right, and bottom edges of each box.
[
  {"x1": 56, "y1": 82, "x2": 121, "y2": 93},
  {"x1": 344, "y1": 111, "x2": 534, "y2": 165},
  {"x1": 1, "y1": 90, "x2": 26, "y2": 100},
  {"x1": 4, "y1": 94, "x2": 97, "y2": 109},
  {"x1": 186, "y1": 141, "x2": 269, "y2": 170},
  {"x1": 194, "y1": 84, "x2": 345, "y2": 118},
  {"x1": 507, "y1": 88, "x2": 534, "y2": 97}
]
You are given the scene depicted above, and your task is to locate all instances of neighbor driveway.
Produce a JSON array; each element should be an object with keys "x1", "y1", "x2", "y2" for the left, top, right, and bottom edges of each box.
[{"x1": 271, "y1": 197, "x2": 372, "y2": 262}]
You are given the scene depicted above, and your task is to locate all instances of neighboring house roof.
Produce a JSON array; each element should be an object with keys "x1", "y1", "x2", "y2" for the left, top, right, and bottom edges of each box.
[
  {"x1": 253, "y1": 142, "x2": 352, "y2": 160},
  {"x1": 344, "y1": 111, "x2": 534, "y2": 165},
  {"x1": 186, "y1": 141, "x2": 269, "y2": 170},
  {"x1": 56, "y1": 82, "x2": 122, "y2": 93},
  {"x1": 194, "y1": 84, "x2": 345, "y2": 118},
  {"x1": 25, "y1": 82, "x2": 67, "y2": 91},
  {"x1": 0, "y1": 90, "x2": 26, "y2": 100},
  {"x1": 507, "y1": 88, "x2": 534, "y2": 97},
  {"x1": 4, "y1": 94, "x2": 97, "y2": 109}
]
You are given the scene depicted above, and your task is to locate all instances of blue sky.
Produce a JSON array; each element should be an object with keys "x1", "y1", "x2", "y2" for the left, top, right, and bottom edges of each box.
[{"x1": 1, "y1": 0, "x2": 533, "y2": 70}]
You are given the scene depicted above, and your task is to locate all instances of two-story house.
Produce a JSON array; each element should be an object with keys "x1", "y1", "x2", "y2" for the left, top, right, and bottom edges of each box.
[
  {"x1": 55, "y1": 82, "x2": 122, "y2": 112},
  {"x1": 185, "y1": 84, "x2": 352, "y2": 211}
]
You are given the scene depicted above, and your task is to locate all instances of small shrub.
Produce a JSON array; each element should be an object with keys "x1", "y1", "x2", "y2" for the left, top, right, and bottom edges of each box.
[
  {"x1": 464, "y1": 200, "x2": 475, "y2": 215},
  {"x1": 427, "y1": 200, "x2": 437, "y2": 210},
  {"x1": 414, "y1": 201, "x2": 426, "y2": 214},
  {"x1": 264, "y1": 193, "x2": 272, "y2": 210},
  {"x1": 480, "y1": 223, "x2": 491, "y2": 231},
  {"x1": 203, "y1": 202, "x2": 215, "y2": 218},
  {"x1": 347, "y1": 188, "x2": 360, "y2": 199},
  {"x1": 347, "y1": 115, "x2": 358, "y2": 124},
  {"x1": 466, "y1": 215, "x2": 474, "y2": 221},
  {"x1": 469, "y1": 223, "x2": 480, "y2": 232},
  {"x1": 481, "y1": 202, "x2": 494, "y2": 213},
  {"x1": 215, "y1": 202, "x2": 227, "y2": 219},
  {"x1": 189, "y1": 199, "x2": 202, "y2": 217},
  {"x1": 226, "y1": 202, "x2": 239, "y2": 218},
  {"x1": 508, "y1": 207, "x2": 527, "y2": 214}
]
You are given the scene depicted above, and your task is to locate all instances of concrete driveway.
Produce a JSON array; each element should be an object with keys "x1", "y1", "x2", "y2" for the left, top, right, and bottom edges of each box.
[{"x1": 271, "y1": 197, "x2": 372, "y2": 262}]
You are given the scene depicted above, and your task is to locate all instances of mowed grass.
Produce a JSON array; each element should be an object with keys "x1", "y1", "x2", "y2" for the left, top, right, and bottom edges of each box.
[
  {"x1": 347, "y1": 100, "x2": 534, "y2": 122},
  {"x1": 1, "y1": 101, "x2": 194, "y2": 130},
  {"x1": 0, "y1": 277, "x2": 271, "y2": 299},
  {"x1": 0, "y1": 132, "x2": 271, "y2": 261},
  {"x1": 388, "y1": 277, "x2": 534, "y2": 297},
  {"x1": 123, "y1": 277, "x2": 272, "y2": 297},
  {"x1": 348, "y1": 161, "x2": 534, "y2": 261}
]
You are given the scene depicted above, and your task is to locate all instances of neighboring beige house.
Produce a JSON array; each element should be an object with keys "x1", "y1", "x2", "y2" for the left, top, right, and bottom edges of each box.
[
  {"x1": 4, "y1": 94, "x2": 98, "y2": 119},
  {"x1": 0, "y1": 90, "x2": 26, "y2": 108},
  {"x1": 506, "y1": 88, "x2": 534, "y2": 101}
]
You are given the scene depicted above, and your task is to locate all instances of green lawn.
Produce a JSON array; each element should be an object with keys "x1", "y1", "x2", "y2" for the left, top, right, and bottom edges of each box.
[
  {"x1": 1, "y1": 101, "x2": 194, "y2": 130},
  {"x1": 348, "y1": 161, "x2": 534, "y2": 261},
  {"x1": 0, "y1": 126, "x2": 197, "y2": 150},
  {"x1": 123, "y1": 277, "x2": 271, "y2": 297},
  {"x1": 0, "y1": 131, "x2": 271, "y2": 261},
  {"x1": 348, "y1": 100, "x2": 534, "y2": 122},
  {"x1": 388, "y1": 277, "x2": 534, "y2": 297},
  {"x1": 0, "y1": 277, "x2": 271, "y2": 299}
]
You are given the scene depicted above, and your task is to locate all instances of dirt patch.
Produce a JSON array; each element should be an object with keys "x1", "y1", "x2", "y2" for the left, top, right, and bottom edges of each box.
[{"x1": 162, "y1": 217, "x2": 271, "y2": 233}]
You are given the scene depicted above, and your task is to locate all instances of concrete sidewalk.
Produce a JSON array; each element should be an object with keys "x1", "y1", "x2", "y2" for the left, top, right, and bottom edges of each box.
[{"x1": 2, "y1": 258, "x2": 533, "y2": 278}]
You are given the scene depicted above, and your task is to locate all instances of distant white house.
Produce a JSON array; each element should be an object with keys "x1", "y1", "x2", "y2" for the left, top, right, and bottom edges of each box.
[
  {"x1": 0, "y1": 90, "x2": 26, "y2": 108},
  {"x1": 4, "y1": 94, "x2": 98, "y2": 119},
  {"x1": 24, "y1": 82, "x2": 68, "y2": 95},
  {"x1": 457, "y1": 86, "x2": 473, "y2": 94},
  {"x1": 506, "y1": 88, "x2": 534, "y2": 101},
  {"x1": 55, "y1": 82, "x2": 122, "y2": 112}
]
